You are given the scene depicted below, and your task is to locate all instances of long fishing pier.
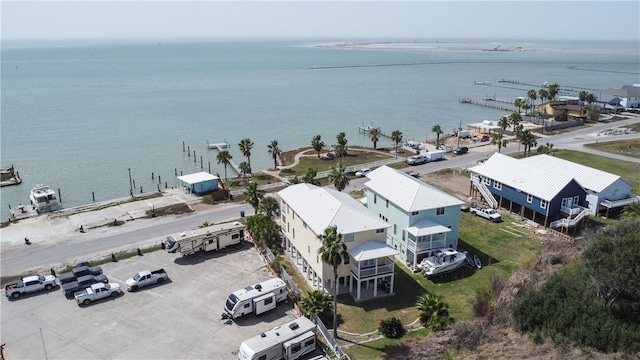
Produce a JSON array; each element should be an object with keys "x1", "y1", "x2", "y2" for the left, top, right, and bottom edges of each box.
[{"x1": 459, "y1": 98, "x2": 515, "y2": 112}]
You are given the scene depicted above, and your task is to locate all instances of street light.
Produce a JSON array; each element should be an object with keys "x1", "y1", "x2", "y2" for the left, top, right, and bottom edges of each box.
[{"x1": 128, "y1": 168, "x2": 133, "y2": 196}]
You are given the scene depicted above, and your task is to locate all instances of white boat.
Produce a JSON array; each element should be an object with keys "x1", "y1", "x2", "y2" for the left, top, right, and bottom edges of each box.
[
  {"x1": 30, "y1": 185, "x2": 60, "y2": 214},
  {"x1": 419, "y1": 248, "x2": 468, "y2": 277}
]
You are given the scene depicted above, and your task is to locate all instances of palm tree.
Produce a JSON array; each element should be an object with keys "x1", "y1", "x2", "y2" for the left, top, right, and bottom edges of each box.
[
  {"x1": 491, "y1": 133, "x2": 508, "y2": 153},
  {"x1": 508, "y1": 112, "x2": 522, "y2": 131},
  {"x1": 238, "y1": 138, "x2": 254, "y2": 167},
  {"x1": 585, "y1": 93, "x2": 596, "y2": 105},
  {"x1": 513, "y1": 98, "x2": 525, "y2": 115},
  {"x1": 244, "y1": 182, "x2": 265, "y2": 213},
  {"x1": 527, "y1": 90, "x2": 537, "y2": 116},
  {"x1": 336, "y1": 132, "x2": 348, "y2": 147},
  {"x1": 391, "y1": 130, "x2": 403, "y2": 159},
  {"x1": 522, "y1": 102, "x2": 531, "y2": 116},
  {"x1": 239, "y1": 161, "x2": 251, "y2": 184},
  {"x1": 520, "y1": 130, "x2": 537, "y2": 157},
  {"x1": 416, "y1": 293, "x2": 452, "y2": 331},
  {"x1": 579, "y1": 91, "x2": 589, "y2": 103},
  {"x1": 497, "y1": 116, "x2": 510, "y2": 134},
  {"x1": 267, "y1": 140, "x2": 282, "y2": 169},
  {"x1": 368, "y1": 127, "x2": 381, "y2": 149},
  {"x1": 311, "y1": 135, "x2": 324, "y2": 158},
  {"x1": 258, "y1": 196, "x2": 280, "y2": 218},
  {"x1": 216, "y1": 150, "x2": 232, "y2": 182},
  {"x1": 547, "y1": 83, "x2": 560, "y2": 101},
  {"x1": 300, "y1": 290, "x2": 333, "y2": 319},
  {"x1": 302, "y1": 168, "x2": 320, "y2": 186},
  {"x1": 328, "y1": 164, "x2": 349, "y2": 191},
  {"x1": 334, "y1": 144, "x2": 347, "y2": 165},
  {"x1": 317, "y1": 225, "x2": 349, "y2": 338},
  {"x1": 538, "y1": 88, "x2": 549, "y2": 114},
  {"x1": 536, "y1": 142, "x2": 555, "y2": 155},
  {"x1": 514, "y1": 124, "x2": 524, "y2": 156},
  {"x1": 431, "y1": 125, "x2": 443, "y2": 149}
]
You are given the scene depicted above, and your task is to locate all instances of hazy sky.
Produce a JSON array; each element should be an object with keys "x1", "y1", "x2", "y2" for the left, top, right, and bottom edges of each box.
[{"x1": 2, "y1": 1, "x2": 639, "y2": 42}]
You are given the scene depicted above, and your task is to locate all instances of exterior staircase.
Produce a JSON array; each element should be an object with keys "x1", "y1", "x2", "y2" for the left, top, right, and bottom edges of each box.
[
  {"x1": 550, "y1": 208, "x2": 589, "y2": 229},
  {"x1": 471, "y1": 176, "x2": 498, "y2": 208}
]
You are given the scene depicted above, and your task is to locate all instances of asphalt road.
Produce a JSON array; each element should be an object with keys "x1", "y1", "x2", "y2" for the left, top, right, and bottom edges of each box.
[{"x1": 2, "y1": 116, "x2": 638, "y2": 277}]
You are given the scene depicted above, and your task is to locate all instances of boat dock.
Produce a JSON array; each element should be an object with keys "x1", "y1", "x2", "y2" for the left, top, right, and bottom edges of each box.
[
  {"x1": 483, "y1": 96, "x2": 513, "y2": 104},
  {"x1": 358, "y1": 123, "x2": 395, "y2": 140},
  {"x1": 474, "y1": 79, "x2": 600, "y2": 94},
  {"x1": 1, "y1": 165, "x2": 22, "y2": 187},
  {"x1": 9, "y1": 204, "x2": 39, "y2": 221},
  {"x1": 206, "y1": 141, "x2": 241, "y2": 176},
  {"x1": 459, "y1": 98, "x2": 515, "y2": 112}
]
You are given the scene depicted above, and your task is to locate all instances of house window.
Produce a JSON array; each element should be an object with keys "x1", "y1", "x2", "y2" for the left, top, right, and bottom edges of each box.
[
  {"x1": 483, "y1": 177, "x2": 491, "y2": 186},
  {"x1": 374, "y1": 194, "x2": 377, "y2": 204},
  {"x1": 303, "y1": 222, "x2": 307, "y2": 229},
  {"x1": 527, "y1": 194, "x2": 533, "y2": 203},
  {"x1": 402, "y1": 230, "x2": 406, "y2": 241},
  {"x1": 308, "y1": 245, "x2": 310, "y2": 253},
  {"x1": 393, "y1": 224, "x2": 397, "y2": 235},
  {"x1": 540, "y1": 199, "x2": 547, "y2": 209},
  {"x1": 379, "y1": 214, "x2": 388, "y2": 222},
  {"x1": 292, "y1": 212, "x2": 295, "y2": 220},
  {"x1": 376, "y1": 228, "x2": 384, "y2": 233},
  {"x1": 493, "y1": 181, "x2": 502, "y2": 190},
  {"x1": 282, "y1": 214, "x2": 286, "y2": 222},
  {"x1": 292, "y1": 228, "x2": 295, "y2": 239},
  {"x1": 343, "y1": 257, "x2": 350, "y2": 265},
  {"x1": 343, "y1": 233, "x2": 354, "y2": 243},
  {"x1": 287, "y1": 223, "x2": 290, "y2": 233},
  {"x1": 411, "y1": 211, "x2": 419, "y2": 216},
  {"x1": 362, "y1": 259, "x2": 375, "y2": 268},
  {"x1": 573, "y1": 195, "x2": 579, "y2": 205},
  {"x1": 386, "y1": 199, "x2": 389, "y2": 208},
  {"x1": 436, "y1": 207, "x2": 445, "y2": 215}
]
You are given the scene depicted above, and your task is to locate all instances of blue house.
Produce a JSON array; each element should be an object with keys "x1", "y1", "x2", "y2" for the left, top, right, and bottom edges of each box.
[
  {"x1": 177, "y1": 172, "x2": 219, "y2": 195},
  {"x1": 363, "y1": 166, "x2": 464, "y2": 270},
  {"x1": 468, "y1": 153, "x2": 588, "y2": 230}
]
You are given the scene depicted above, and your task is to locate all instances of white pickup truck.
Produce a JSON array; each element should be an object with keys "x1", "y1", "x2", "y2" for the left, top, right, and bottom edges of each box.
[
  {"x1": 470, "y1": 206, "x2": 502, "y2": 222},
  {"x1": 5, "y1": 275, "x2": 57, "y2": 299},
  {"x1": 125, "y1": 269, "x2": 168, "y2": 291},
  {"x1": 74, "y1": 282, "x2": 122, "y2": 305}
]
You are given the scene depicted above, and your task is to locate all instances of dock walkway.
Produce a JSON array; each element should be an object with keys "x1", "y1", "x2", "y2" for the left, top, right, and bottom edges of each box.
[
  {"x1": 207, "y1": 141, "x2": 242, "y2": 176},
  {"x1": 459, "y1": 98, "x2": 515, "y2": 112}
]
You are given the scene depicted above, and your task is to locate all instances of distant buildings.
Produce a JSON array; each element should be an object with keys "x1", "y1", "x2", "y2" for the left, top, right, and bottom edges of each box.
[{"x1": 599, "y1": 85, "x2": 640, "y2": 110}]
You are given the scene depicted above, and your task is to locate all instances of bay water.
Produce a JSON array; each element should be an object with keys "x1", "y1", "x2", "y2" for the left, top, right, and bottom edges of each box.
[{"x1": 1, "y1": 39, "x2": 639, "y2": 221}]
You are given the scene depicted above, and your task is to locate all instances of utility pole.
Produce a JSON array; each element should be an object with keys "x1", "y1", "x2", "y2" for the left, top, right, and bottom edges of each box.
[
  {"x1": 457, "y1": 120, "x2": 462, "y2": 149},
  {"x1": 128, "y1": 168, "x2": 133, "y2": 197}
]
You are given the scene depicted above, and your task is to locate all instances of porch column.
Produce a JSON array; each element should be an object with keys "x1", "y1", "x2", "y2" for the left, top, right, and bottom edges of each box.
[
  {"x1": 413, "y1": 251, "x2": 417, "y2": 270},
  {"x1": 356, "y1": 279, "x2": 361, "y2": 300},
  {"x1": 390, "y1": 265, "x2": 395, "y2": 294},
  {"x1": 373, "y1": 278, "x2": 378, "y2": 297},
  {"x1": 349, "y1": 275, "x2": 353, "y2": 293}
]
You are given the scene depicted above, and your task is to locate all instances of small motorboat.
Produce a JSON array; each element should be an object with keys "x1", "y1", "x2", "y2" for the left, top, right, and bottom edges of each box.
[{"x1": 419, "y1": 248, "x2": 468, "y2": 277}]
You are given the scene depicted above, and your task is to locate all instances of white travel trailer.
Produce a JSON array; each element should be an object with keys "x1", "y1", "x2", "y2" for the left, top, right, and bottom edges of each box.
[
  {"x1": 237, "y1": 317, "x2": 317, "y2": 360},
  {"x1": 164, "y1": 221, "x2": 244, "y2": 256},
  {"x1": 224, "y1": 278, "x2": 288, "y2": 319}
]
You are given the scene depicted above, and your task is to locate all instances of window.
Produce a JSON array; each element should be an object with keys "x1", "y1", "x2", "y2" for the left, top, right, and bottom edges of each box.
[
  {"x1": 343, "y1": 257, "x2": 350, "y2": 265},
  {"x1": 258, "y1": 355, "x2": 266, "y2": 360},
  {"x1": 393, "y1": 224, "x2": 397, "y2": 235},
  {"x1": 232, "y1": 234, "x2": 239, "y2": 239},
  {"x1": 540, "y1": 199, "x2": 547, "y2": 209},
  {"x1": 402, "y1": 230, "x2": 406, "y2": 241},
  {"x1": 244, "y1": 303, "x2": 250, "y2": 308},
  {"x1": 527, "y1": 194, "x2": 533, "y2": 203},
  {"x1": 373, "y1": 194, "x2": 377, "y2": 204},
  {"x1": 411, "y1": 211, "x2": 419, "y2": 216},
  {"x1": 493, "y1": 181, "x2": 502, "y2": 190},
  {"x1": 376, "y1": 228, "x2": 384, "y2": 233},
  {"x1": 292, "y1": 228, "x2": 295, "y2": 239},
  {"x1": 343, "y1": 233, "x2": 354, "y2": 243},
  {"x1": 303, "y1": 222, "x2": 307, "y2": 229},
  {"x1": 386, "y1": 199, "x2": 389, "y2": 208},
  {"x1": 379, "y1": 214, "x2": 388, "y2": 222},
  {"x1": 304, "y1": 339, "x2": 315, "y2": 347},
  {"x1": 362, "y1": 259, "x2": 375, "y2": 268},
  {"x1": 308, "y1": 245, "x2": 310, "y2": 253},
  {"x1": 264, "y1": 297, "x2": 273, "y2": 305},
  {"x1": 436, "y1": 207, "x2": 445, "y2": 215},
  {"x1": 573, "y1": 195, "x2": 579, "y2": 205},
  {"x1": 290, "y1": 344, "x2": 301, "y2": 353},
  {"x1": 292, "y1": 212, "x2": 295, "y2": 220},
  {"x1": 483, "y1": 177, "x2": 491, "y2": 186}
]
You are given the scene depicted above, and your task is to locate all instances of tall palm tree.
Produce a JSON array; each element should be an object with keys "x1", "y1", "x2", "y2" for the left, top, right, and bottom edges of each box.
[
  {"x1": 239, "y1": 161, "x2": 251, "y2": 183},
  {"x1": 497, "y1": 116, "x2": 510, "y2": 134},
  {"x1": 300, "y1": 290, "x2": 333, "y2": 319},
  {"x1": 521, "y1": 102, "x2": 531, "y2": 116},
  {"x1": 391, "y1": 130, "x2": 403, "y2": 159},
  {"x1": 416, "y1": 293, "x2": 452, "y2": 331},
  {"x1": 431, "y1": 125, "x2": 443, "y2": 149},
  {"x1": 334, "y1": 144, "x2": 347, "y2": 165},
  {"x1": 527, "y1": 89, "x2": 537, "y2": 116},
  {"x1": 302, "y1": 168, "x2": 320, "y2": 186},
  {"x1": 520, "y1": 130, "x2": 537, "y2": 157},
  {"x1": 368, "y1": 128, "x2": 381, "y2": 149},
  {"x1": 328, "y1": 164, "x2": 349, "y2": 191},
  {"x1": 311, "y1": 135, "x2": 324, "y2": 158},
  {"x1": 491, "y1": 133, "x2": 508, "y2": 153},
  {"x1": 258, "y1": 196, "x2": 280, "y2": 218},
  {"x1": 336, "y1": 132, "x2": 348, "y2": 147},
  {"x1": 514, "y1": 124, "x2": 524, "y2": 156},
  {"x1": 513, "y1": 98, "x2": 524, "y2": 115},
  {"x1": 238, "y1": 138, "x2": 254, "y2": 167},
  {"x1": 267, "y1": 140, "x2": 282, "y2": 169},
  {"x1": 547, "y1": 83, "x2": 560, "y2": 101},
  {"x1": 216, "y1": 150, "x2": 232, "y2": 182},
  {"x1": 538, "y1": 88, "x2": 549, "y2": 110},
  {"x1": 579, "y1": 91, "x2": 589, "y2": 103},
  {"x1": 243, "y1": 182, "x2": 265, "y2": 213},
  {"x1": 585, "y1": 93, "x2": 596, "y2": 105},
  {"x1": 508, "y1": 112, "x2": 522, "y2": 131},
  {"x1": 317, "y1": 225, "x2": 349, "y2": 338}
]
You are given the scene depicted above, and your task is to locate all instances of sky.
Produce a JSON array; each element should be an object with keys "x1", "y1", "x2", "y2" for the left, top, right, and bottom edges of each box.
[{"x1": 2, "y1": 1, "x2": 639, "y2": 42}]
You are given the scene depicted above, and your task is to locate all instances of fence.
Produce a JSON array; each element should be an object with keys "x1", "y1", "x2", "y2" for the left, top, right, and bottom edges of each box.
[
  {"x1": 312, "y1": 314, "x2": 347, "y2": 359},
  {"x1": 262, "y1": 246, "x2": 301, "y2": 299}
]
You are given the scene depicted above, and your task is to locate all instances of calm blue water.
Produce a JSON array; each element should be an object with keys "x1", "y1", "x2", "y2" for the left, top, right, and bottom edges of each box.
[{"x1": 2, "y1": 39, "x2": 639, "y2": 221}]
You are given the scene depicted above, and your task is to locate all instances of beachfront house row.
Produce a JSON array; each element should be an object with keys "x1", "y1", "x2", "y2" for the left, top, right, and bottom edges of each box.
[
  {"x1": 278, "y1": 183, "x2": 398, "y2": 302},
  {"x1": 468, "y1": 153, "x2": 590, "y2": 230},
  {"x1": 363, "y1": 166, "x2": 464, "y2": 270},
  {"x1": 599, "y1": 85, "x2": 640, "y2": 110}
]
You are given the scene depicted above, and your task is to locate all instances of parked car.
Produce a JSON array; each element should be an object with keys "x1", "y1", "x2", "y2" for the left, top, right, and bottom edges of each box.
[
  {"x1": 407, "y1": 154, "x2": 427, "y2": 165},
  {"x1": 125, "y1": 269, "x2": 168, "y2": 291},
  {"x1": 58, "y1": 265, "x2": 103, "y2": 284},
  {"x1": 452, "y1": 147, "x2": 469, "y2": 155},
  {"x1": 62, "y1": 274, "x2": 108, "y2": 297},
  {"x1": 5, "y1": 274, "x2": 57, "y2": 299},
  {"x1": 481, "y1": 135, "x2": 490, "y2": 142},
  {"x1": 75, "y1": 283, "x2": 122, "y2": 305},
  {"x1": 355, "y1": 168, "x2": 371, "y2": 177},
  {"x1": 470, "y1": 206, "x2": 502, "y2": 222}
]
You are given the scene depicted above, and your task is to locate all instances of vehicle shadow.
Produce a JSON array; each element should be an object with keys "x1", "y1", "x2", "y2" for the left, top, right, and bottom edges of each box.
[
  {"x1": 223, "y1": 301, "x2": 296, "y2": 327},
  {"x1": 173, "y1": 241, "x2": 251, "y2": 265}
]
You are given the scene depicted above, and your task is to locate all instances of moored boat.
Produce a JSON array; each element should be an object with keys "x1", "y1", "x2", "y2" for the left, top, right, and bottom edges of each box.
[{"x1": 30, "y1": 185, "x2": 60, "y2": 214}]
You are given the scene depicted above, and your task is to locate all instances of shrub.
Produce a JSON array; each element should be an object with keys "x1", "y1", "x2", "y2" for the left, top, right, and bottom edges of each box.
[
  {"x1": 472, "y1": 290, "x2": 491, "y2": 318},
  {"x1": 378, "y1": 317, "x2": 406, "y2": 339}
]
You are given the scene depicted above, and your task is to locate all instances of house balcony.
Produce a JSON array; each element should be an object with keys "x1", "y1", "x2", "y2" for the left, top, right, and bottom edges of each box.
[
  {"x1": 560, "y1": 204, "x2": 588, "y2": 216},
  {"x1": 601, "y1": 196, "x2": 640, "y2": 209},
  {"x1": 407, "y1": 238, "x2": 446, "y2": 253},
  {"x1": 350, "y1": 257, "x2": 394, "y2": 280}
]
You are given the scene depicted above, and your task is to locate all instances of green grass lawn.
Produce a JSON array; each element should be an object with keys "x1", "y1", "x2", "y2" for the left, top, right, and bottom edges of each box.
[
  {"x1": 584, "y1": 138, "x2": 640, "y2": 159},
  {"x1": 279, "y1": 147, "x2": 396, "y2": 177},
  {"x1": 554, "y1": 149, "x2": 640, "y2": 191}
]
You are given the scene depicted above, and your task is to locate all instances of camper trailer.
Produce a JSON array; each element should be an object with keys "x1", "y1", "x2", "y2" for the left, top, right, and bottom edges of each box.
[
  {"x1": 237, "y1": 317, "x2": 317, "y2": 360},
  {"x1": 164, "y1": 221, "x2": 244, "y2": 256},
  {"x1": 224, "y1": 278, "x2": 288, "y2": 319}
]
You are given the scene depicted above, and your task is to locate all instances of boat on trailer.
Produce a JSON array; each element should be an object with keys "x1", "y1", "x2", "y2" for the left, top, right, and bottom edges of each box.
[
  {"x1": 419, "y1": 248, "x2": 468, "y2": 277},
  {"x1": 30, "y1": 185, "x2": 60, "y2": 214}
]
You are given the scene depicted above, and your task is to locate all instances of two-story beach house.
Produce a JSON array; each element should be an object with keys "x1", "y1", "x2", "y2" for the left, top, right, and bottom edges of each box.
[
  {"x1": 278, "y1": 183, "x2": 398, "y2": 302},
  {"x1": 363, "y1": 166, "x2": 464, "y2": 270}
]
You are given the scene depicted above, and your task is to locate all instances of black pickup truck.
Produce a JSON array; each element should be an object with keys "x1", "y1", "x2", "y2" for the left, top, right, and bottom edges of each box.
[
  {"x1": 58, "y1": 266, "x2": 103, "y2": 284},
  {"x1": 62, "y1": 274, "x2": 108, "y2": 297}
]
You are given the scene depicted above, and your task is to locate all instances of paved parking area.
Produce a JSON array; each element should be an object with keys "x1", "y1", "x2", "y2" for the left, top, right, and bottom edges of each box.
[{"x1": 1, "y1": 243, "x2": 299, "y2": 359}]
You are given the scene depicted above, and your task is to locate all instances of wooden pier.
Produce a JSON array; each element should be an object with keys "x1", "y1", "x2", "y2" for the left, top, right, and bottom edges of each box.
[
  {"x1": 358, "y1": 123, "x2": 395, "y2": 139},
  {"x1": 207, "y1": 141, "x2": 242, "y2": 176},
  {"x1": 459, "y1": 98, "x2": 515, "y2": 112}
]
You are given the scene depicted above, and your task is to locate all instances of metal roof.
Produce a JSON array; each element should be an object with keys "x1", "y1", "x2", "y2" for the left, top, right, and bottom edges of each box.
[
  {"x1": 468, "y1": 153, "x2": 575, "y2": 201},
  {"x1": 519, "y1": 154, "x2": 627, "y2": 193},
  {"x1": 278, "y1": 183, "x2": 390, "y2": 235},
  {"x1": 349, "y1": 240, "x2": 399, "y2": 261},
  {"x1": 176, "y1": 172, "x2": 219, "y2": 184},
  {"x1": 406, "y1": 219, "x2": 452, "y2": 237},
  {"x1": 365, "y1": 165, "x2": 464, "y2": 212}
]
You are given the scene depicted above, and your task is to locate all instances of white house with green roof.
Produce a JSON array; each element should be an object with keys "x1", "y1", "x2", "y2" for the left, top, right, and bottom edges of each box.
[
  {"x1": 363, "y1": 165, "x2": 464, "y2": 270},
  {"x1": 278, "y1": 183, "x2": 398, "y2": 302}
]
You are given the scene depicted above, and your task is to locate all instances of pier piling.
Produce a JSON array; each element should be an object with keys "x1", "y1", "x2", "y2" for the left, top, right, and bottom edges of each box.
[
  {"x1": 151, "y1": 172, "x2": 154, "y2": 179},
  {"x1": 158, "y1": 175, "x2": 161, "y2": 184},
  {"x1": 188, "y1": 146, "x2": 190, "y2": 157},
  {"x1": 92, "y1": 192, "x2": 95, "y2": 202},
  {"x1": 58, "y1": 188, "x2": 62, "y2": 203},
  {"x1": 193, "y1": 150, "x2": 196, "y2": 162},
  {"x1": 200, "y1": 156, "x2": 203, "y2": 169},
  {"x1": 183, "y1": 141, "x2": 185, "y2": 152}
]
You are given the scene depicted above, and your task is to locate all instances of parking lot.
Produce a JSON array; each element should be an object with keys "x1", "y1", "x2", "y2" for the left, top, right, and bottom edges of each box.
[{"x1": 1, "y1": 243, "x2": 299, "y2": 359}]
